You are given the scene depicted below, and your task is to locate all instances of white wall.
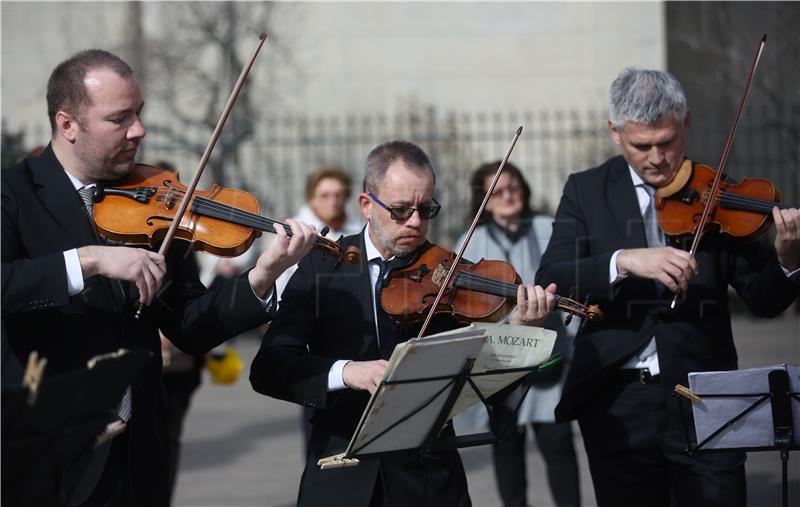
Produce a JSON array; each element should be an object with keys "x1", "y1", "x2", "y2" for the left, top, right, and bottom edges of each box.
[{"x1": 2, "y1": 1, "x2": 666, "y2": 135}]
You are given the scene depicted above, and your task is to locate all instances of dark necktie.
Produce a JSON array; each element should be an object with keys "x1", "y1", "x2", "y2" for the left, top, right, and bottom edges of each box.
[
  {"x1": 78, "y1": 185, "x2": 96, "y2": 226},
  {"x1": 78, "y1": 186, "x2": 132, "y2": 421},
  {"x1": 373, "y1": 258, "x2": 401, "y2": 360},
  {"x1": 639, "y1": 184, "x2": 662, "y2": 360}
]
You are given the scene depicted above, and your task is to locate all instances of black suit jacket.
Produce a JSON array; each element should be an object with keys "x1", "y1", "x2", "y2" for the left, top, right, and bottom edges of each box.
[
  {"x1": 536, "y1": 155, "x2": 798, "y2": 422},
  {"x1": 1, "y1": 145, "x2": 271, "y2": 506},
  {"x1": 250, "y1": 231, "x2": 470, "y2": 507}
]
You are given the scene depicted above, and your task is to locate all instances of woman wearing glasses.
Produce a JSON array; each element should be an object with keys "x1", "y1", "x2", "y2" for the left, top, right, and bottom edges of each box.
[{"x1": 454, "y1": 161, "x2": 581, "y2": 507}]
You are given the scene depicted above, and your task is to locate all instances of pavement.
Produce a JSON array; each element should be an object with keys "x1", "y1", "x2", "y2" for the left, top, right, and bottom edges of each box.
[{"x1": 173, "y1": 313, "x2": 799, "y2": 507}]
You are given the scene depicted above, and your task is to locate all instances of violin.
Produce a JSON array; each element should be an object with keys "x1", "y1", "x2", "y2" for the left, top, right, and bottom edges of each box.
[
  {"x1": 380, "y1": 243, "x2": 603, "y2": 325},
  {"x1": 655, "y1": 159, "x2": 791, "y2": 242},
  {"x1": 92, "y1": 163, "x2": 361, "y2": 264}
]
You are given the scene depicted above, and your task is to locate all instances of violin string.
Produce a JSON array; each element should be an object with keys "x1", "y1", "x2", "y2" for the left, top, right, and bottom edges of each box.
[
  {"x1": 456, "y1": 272, "x2": 583, "y2": 315},
  {"x1": 144, "y1": 186, "x2": 339, "y2": 251},
  {"x1": 717, "y1": 191, "x2": 788, "y2": 213},
  {"x1": 148, "y1": 185, "x2": 333, "y2": 248},
  {"x1": 152, "y1": 187, "x2": 296, "y2": 235},
  {"x1": 189, "y1": 196, "x2": 340, "y2": 250}
]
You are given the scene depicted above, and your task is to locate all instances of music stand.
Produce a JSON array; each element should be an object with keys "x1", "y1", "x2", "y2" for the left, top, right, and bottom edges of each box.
[
  {"x1": 2, "y1": 349, "x2": 151, "y2": 506},
  {"x1": 318, "y1": 323, "x2": 557, "y2": 468},
  {"x1": 450, "y1": 353, "x2": 566, "y2": 449},
  {"x1": 674, "y1": 365, "x2": 799, "y2": 507}
]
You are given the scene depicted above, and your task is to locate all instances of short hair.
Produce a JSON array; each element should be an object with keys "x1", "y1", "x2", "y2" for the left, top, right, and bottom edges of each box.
[
  {"x1": 362, "y1": 141, "x2": 436, "y2": 194},
  {"x1": 609, "y1": 68, "x2": 688, "y2": 129},
  {"x1": 46, "y1": 49, "x2": 133, "y2": 131},
  {"x1": 305, "y1": 165, "x2": 352, "y2": 201},
  {"x1": 468, "y1": 161, "x2": 532, "y2": 224}
]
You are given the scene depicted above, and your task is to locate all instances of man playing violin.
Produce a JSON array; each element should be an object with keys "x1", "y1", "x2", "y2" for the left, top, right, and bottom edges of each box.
[
  {"x1": 1, "y1": 49, "x2": 317, "y2": 507},
  {"x1": 537, "y1": 68, "x2": 800, "y2": 507},
  {"x1": 250, "y1": 140, "x2": 557, "y2": 507}
]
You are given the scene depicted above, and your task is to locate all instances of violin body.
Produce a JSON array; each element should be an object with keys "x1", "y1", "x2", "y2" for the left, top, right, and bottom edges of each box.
[
  {"x1": 655, "y1": 159, "x2": 782, "y2": 242},
  {"x1": 381, "y1": 244, "x2": 520, "y2": 324},
  {"x1": 93, "y1": 164, "x2": 260, "y2": 257}
]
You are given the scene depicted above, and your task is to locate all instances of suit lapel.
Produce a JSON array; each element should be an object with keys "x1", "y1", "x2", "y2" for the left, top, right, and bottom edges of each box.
[
  {"x1": 607, "y1": 158, "x2": 648, "y2": 249},
  {"x1": 29, "y1": 145, "x2": 125, "y2": 310},
  {"x1": 29, "y1": 146, "x2": 98, "y2": 247},
  {"x1": 339, "y1": 231, "x2": 381, "y2": 358}
]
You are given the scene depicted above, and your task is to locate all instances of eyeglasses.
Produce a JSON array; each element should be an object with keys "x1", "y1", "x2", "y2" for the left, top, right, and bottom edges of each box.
[
  {"x1": 490, "y1": 184, "x2": 523, "y2": 198},
  {"x1": 368, "y1": 193, "x2": 441, "y2": 220}
]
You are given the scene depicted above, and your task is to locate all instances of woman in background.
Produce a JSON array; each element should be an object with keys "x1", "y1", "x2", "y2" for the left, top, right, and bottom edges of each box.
[{"x1": 454, "y1": 161, "x2": 581, "y2": 507}]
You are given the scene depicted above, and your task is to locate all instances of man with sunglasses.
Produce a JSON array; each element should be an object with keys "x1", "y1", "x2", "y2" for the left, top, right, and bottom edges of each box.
[{"x1": 251, "y1": 140, "x2": 556, "y2": 507}]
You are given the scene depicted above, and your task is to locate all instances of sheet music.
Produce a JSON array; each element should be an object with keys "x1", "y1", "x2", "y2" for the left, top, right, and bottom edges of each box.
[
  {"x1": 688, "y1": 365, "x2": 800, "y2": 449},
  {"x1": 448, "y1": 323, "x2": 556, "y2": 419},
  {"x1": 346, "y1": 325, "x2": 488, "y2": 457}
]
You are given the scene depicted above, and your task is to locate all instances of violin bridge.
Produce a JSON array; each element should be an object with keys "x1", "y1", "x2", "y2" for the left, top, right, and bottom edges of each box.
[{"x1": 431, "y1": 263, "x2": 449, "y2": 287}]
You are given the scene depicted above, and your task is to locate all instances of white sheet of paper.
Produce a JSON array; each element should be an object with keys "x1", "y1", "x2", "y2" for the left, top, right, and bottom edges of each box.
[
  {"x1": 346, "y1": 325, "x2": 488, "y2": 457},
  {"x1": 448, "y1": 323, "x2": 556, "y2": 419},
  {"x1": 688, "y1": 365, "x2": 800, "y2": 450}
]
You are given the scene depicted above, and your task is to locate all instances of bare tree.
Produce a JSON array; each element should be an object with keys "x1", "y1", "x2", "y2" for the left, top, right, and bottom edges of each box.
[{"x1": 142, "y1": 1, "x2": 301, "y2": 190}]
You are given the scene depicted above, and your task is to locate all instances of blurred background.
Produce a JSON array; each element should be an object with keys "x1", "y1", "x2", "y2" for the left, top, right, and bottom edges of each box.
[
  {"x1": 2, "y1": 2, "x2": 798, "y2": 245},
  {"x1": 2, "y1": 2, "x2": 798, "y2": 506}
]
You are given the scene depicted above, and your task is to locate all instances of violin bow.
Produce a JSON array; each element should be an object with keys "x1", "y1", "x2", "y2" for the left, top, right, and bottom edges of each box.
[
  {"x1": 135, "y1": 32, "x2": 269, "y2": 319},
  {"x1": 670, "y1": 33, "x2": 767, "y2": 310},
  {"x1": 415, "y1": 126, "x2": 524, "y2": 339}
]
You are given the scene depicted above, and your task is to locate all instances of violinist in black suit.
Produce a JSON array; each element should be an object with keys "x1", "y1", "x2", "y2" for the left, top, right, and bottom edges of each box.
[
  {"x1": 1, "y1": 49, "x2": 317, "y2": 507},
  {"x1": 250, "y1": 140, "x2": 558, "y2": 507},
  {"x1": 536, "y1": 68, "x2": 800, "y2": 507}
]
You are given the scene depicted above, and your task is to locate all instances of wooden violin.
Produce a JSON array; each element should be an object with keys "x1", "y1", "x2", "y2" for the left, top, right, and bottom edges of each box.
[
  {"x1": 655, "y1": 159, "x2": 791, "y2": 242},
  {"x1": 380, "y1": 243, "x2": 603, "y2": 325},
  {"x1": 91, "y1": 163, "x2": 360, "y2": 264}
]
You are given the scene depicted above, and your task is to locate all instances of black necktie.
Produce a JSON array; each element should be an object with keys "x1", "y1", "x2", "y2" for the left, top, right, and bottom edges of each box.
[
  {"x1": 78, "y1": 185, "x2": 96, "y2": 226},
  {"x1": 373, "y1": 258, "x2": 401, "y2": 360},
  {"x1": 78, "y1": 186, "x2": 132, "y2": 421}
]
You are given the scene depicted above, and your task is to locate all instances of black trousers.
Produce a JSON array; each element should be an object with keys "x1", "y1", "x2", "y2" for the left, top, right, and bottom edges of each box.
[
  {"x1": 76, "y1": 430, "x2": 130, "y2": 507},
  {"x1": 578, "y1": 377, "x2": 746, "y2": 507},
  {"x1": 491, "y1": 386, "x2": 581, "y2": 507},
  {"x1": 162, "y1": 364, "x2": 202, "y2": 502}
]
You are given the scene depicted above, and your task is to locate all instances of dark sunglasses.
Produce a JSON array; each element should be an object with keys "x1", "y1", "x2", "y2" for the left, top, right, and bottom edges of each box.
[{"x1": 367, "y1": 193, "x2": 441, "y2": 220}]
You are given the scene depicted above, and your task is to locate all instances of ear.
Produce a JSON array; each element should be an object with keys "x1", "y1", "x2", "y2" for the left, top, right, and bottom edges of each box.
[
  {"x1": 357, "y1": 192, "x2": 372, "y2": 221},
  {"x1": 683, "y1": 109, "x2": 691, "y2": 130},
  {"x1": 55, "y1": 110, "x2": 79, "y2": 143},
  {"x1": 608, "y1": 119, "x2": 622, "y2": 145}
]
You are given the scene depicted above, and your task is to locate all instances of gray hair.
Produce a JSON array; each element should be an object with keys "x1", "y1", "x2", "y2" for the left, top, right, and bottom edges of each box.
[
  {"x1": 362, "y1": 140, "x2": 436, "y2": 194},
  {"x1": 609, "y1": 68, "x2": 688, "y2": 129}
]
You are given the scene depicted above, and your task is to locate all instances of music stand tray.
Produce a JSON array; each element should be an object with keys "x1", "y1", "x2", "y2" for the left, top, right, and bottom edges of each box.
[{"x1": 675, "y1": 365, "x2": 799, "y2": 507}]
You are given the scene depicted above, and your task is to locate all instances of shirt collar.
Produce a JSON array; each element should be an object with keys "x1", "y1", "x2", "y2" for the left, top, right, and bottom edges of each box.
[
  {"x1": 628, "y1": 164, "x2": 646, "y2": 187},
  {"x1": 364, "y1": 223, "x2": 392, "y2": 263},
  {"x1": 64, "y1": 170, "x2": 95, "y2": 191}
]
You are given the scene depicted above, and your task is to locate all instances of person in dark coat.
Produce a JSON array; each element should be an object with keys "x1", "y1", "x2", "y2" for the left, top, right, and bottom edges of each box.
[
  {"x1": 251, "y1": 140, "x2": 558, "y2": 507},
  {"x1": 536, "y1": 68, "x2": 800, "y2": 507},
  {"x1": 1, "y1": 49, "x2": 317, "y2": 507}
]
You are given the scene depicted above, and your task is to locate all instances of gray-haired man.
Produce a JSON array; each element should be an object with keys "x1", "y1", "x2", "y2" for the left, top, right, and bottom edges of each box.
[{"x1": 536, "y1": 68, "x2": 800, "y2": 507}]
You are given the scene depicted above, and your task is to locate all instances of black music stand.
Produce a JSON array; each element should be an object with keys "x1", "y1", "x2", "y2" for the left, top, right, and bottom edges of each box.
[
  {"x1": 2, "y1": 349, "x2": 151, "y2": 506},
  {"x1": 675, "y1": 366, "x2": 799, "y2": 507},
  {"x1": 318, "y1": 325, "x2": 558, "y2": 468},
  {"x1": 448, "y1": 353, "x2": 566, "y2": 450}
]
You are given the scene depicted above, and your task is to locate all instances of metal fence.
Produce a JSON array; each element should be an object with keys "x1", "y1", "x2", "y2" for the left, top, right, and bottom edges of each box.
[
  {"x1": 8, "y1": 107, "x2": 798, "y2": 248},
  {"x1": 146, "y1": 108, "x2": 619, "y2": 248}
]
